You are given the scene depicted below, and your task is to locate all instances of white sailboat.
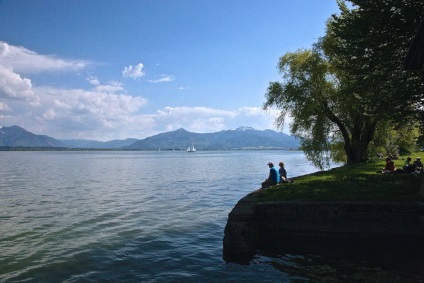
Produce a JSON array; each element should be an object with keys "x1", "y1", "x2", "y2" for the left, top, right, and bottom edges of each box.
[{"x1": 187, "y1": 143, "x2": 196, "y2": 152}]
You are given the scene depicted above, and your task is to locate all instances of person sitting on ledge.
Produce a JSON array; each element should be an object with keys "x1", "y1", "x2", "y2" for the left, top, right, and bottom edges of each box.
[
  {"x1": 261, "y1": 162, "x2": 280, "y2": 189},
  {"x1": 278, "y1": 161, "x2": 290, "y2": 183}
]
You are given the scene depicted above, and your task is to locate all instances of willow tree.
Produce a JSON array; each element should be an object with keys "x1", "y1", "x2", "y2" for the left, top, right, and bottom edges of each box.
[
  {"x1": 265, "y1": 0, "x2": 424, "y2": 169},
  {"x1": 264, "y1": 48, "x2": 377, "y2": 168}
]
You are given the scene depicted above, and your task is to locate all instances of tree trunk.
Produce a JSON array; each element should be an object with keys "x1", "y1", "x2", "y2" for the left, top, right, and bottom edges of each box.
[
  {"x1": 345, "y1": 120, "x2": 377, "y2": 165},
  {"x1": 346, "y1": 143, "x2": 368, "y2": 165}
]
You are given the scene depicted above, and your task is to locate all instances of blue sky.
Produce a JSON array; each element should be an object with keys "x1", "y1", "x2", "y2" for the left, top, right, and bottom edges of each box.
[{"x1": 0, "y1": 0, "x2": 339, "y2": 140}]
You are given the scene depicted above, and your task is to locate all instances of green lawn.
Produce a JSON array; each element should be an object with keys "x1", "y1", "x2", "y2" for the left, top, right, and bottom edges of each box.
[{"x1": 259, "y1": 157, "x2": 424, "y2": 202}]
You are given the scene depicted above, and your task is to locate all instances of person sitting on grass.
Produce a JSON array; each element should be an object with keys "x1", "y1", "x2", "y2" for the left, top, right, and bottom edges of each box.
[
  {"x1": 261, "y1": 162, "x2": 280, "y2": 189},
  {"x1": 403, "y1": 157, "x2": 415, "y2": 174},
  {"x1": 382, "y1": 157, "x2": 396, "y2": 173},
  {"x1": 413, "y1": 157, "x2": 423, "y2": 172}
]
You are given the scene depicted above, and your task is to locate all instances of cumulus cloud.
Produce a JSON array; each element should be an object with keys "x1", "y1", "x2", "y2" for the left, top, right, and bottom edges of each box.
[
  {"x1": 148, "y1": 74, "x2": 175, "y2": 83},
  {"x1": 122, "y1": 63, "x2": 145, "y2": 79},
  {"x1": 0, "y1": 41, "x2": 88, "y2": 74},
  {"x1": 0, "y1": 65, "x2": 38, "y2": 101},
  {"x1": 0, "y1": 42, "x2": 289, "y2": 141},
  {"x1": 0, "y1": 43, "x2": 154, "y2": 140},
  {"x1": 3, "y1": 89, "x2": 287, "y2": 140},
  {"x1": 87, "y1": 76, "x2": 100, "y2": 86},
  {"x1": 93, "y1": 81, "x2": 124, "y2": 93},
  {"x1": 1, "y1": 65, "x2": 149, "y2": 140},
  {"x1": 42, "y1": 102, "x2": 276, "y2": 139},
  {"x1": 152, "y1": 106, "x2": 280, "y2": 134},
  {"x1": 20, "y1": 85, "x2": 150, "y2": 140},
  {"x1": 0, "y1": 41, "x2": 86, "y2": 105},
  {"x1": 36, "y1": 85, "x2": 147, "y2": 117},
  {"x1": 238, "y1": 106, "x2": 272, "y2": 116}
]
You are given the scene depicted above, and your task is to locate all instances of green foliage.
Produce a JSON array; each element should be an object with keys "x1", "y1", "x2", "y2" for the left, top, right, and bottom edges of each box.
[
  {"x1": 264, "y1": 0, "x2": 424, "y2": 168},
  {"x1": 258, "y1": 158, "x2": 423, "y2": 202},
  {"x1": 369, "y1": 122, "x2": 419, "y2": 158},
  {"x1": 264, "y1": 47, "x2": 377, "y2": 168},
  {"x1": 264, "y1": 49, "x2": 340, "y2": 169},
  {"x1": 324, "y1": 0, "x2": 424, "y2": 123},
  {"x1": 330, "y1": 141, "x2": 347, "y2": 163}
]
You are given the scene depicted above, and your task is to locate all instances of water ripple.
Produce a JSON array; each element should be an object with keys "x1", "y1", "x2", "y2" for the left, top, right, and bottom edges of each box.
[{"x1": 1, "y1": 151, "x2": 420, "y2": 282}]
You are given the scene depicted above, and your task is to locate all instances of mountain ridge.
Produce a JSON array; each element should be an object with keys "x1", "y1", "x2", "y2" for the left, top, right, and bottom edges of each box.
[
  {"x1": 0, "y1": 125, "x2": 299, "y2": 150},
  {"x1": 125, "y1": 126, "x2": 299, "y2": 150},
  {"x1": 0, "y1": 126, "x2": 64, "y2": 148}
]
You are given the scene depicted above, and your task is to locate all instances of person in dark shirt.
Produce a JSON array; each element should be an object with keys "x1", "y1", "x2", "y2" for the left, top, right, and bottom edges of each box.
[
  {"x1": 261, "y1": 162, "x2": 280, "y2": 189},
  {"x1": 403, "y1": 157, "x2": 415, "y2": 173},
  {"x1": 278, "y1": 161, "x2": 289, "y2": 183},
  {"x1": 413, "y1": 157, "x2": 423, "y2": 172}
]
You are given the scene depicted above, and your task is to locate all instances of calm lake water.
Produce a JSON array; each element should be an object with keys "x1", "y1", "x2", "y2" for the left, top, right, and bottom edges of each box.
[{"x1": 0, "y1": 150, "x2": 422, "y2": 282}]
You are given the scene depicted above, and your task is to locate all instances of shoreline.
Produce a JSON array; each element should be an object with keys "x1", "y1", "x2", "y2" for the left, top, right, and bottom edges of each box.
[{"x1": 0, "y1": 147, "x2": 302, "y2": 151}]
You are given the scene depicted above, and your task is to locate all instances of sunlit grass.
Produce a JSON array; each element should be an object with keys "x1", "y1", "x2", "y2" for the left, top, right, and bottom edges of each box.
[{"x1": 258, "y1": 157, "x2": 424, "y2": 201}]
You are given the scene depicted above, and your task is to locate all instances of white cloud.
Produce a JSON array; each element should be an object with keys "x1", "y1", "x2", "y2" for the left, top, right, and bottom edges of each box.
[
  {"x1": 87, "y1": 76, "x2": 124, "y2": 93},
  {"x1": 0, "y1": 41, "x2": 88, "y2": 74},
  {"x1": 238, "y1": 106, "x2": 271, "y2": 116},
  {"x1": 0, "y1": 42, "x2": 290, "y2": 141},
  {"x1": 2, "y1": 92, "x2": 288, "y2": 140},
  {"x1": 0, "y1": 71, "x2": 150, "y2": 140},
  {"x1": 87, "y1": 76, "x2": 100, "y2": 86},
  {"x1": 148, "y1": 74, "x2": 175, "y2": 83},
  {"x1": 0, "y1": 43, "x2": 153, "y2": 140},
  {"x1": 20, "y1": 85, "x2": 150, "y2": 140},
  {"x1": 152, "y1": 106, "x2": 281, "y2": 134},
  {"x1": 0, "y1": 65, "x2": 38, "y2": 101},
  {"x1": 122, "y1": 63, "x2": 145, "y2": 79},
  {"x1": 93, "y1": 81, "x2": 124, "y2": 93},
  {"x1": 35, "y1": 86, "x2": 147, "y2": 117},
  {"x1": 42, "y1": 109, "x2": 56, "y2": 120}
]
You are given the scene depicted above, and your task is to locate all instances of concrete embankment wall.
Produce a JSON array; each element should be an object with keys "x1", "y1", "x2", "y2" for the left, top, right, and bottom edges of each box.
[{"x1": 223, "y1": 191, "x2": 424, "y2": 262}]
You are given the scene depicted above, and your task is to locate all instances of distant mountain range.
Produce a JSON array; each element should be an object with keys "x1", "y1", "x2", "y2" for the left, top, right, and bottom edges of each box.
[
  {"x1": 0, "y1": 125, "x2": 299, "y2": 150},
  {"x1": 0, "y1": 125, "x2": 63, "y2": 148}
]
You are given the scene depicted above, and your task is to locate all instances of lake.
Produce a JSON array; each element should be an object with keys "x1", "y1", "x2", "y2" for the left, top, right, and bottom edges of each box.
[{"x1": 0, "y1": 150, "x2": 421, "y2": 282}]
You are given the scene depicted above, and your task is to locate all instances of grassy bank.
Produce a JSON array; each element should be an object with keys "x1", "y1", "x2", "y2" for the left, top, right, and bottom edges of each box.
[{"x1": 259, "y1": 158, "x2": 424, "y2": 202}]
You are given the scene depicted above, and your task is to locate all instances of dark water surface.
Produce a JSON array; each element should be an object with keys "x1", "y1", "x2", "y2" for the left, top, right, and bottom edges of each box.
[{"x1": 0, "y1": 151, "x2": 421, "y2": 282}]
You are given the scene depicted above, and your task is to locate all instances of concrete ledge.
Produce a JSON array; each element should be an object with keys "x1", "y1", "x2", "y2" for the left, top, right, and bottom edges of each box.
[
  {"x1": 257, "y1": 201, "x2": 424, "y2": 235},
  {"x1": 222, "y1": 191, "x2": 260, "y2": 262},
  {"x1": 223, "y1": 194, "x2": 424, "y2": 262}
]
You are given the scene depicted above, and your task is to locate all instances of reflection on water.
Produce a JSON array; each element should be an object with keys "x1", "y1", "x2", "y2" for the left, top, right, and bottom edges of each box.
[{"x1": 0, "y1": 150, "x2": 422, "y2": 282}]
